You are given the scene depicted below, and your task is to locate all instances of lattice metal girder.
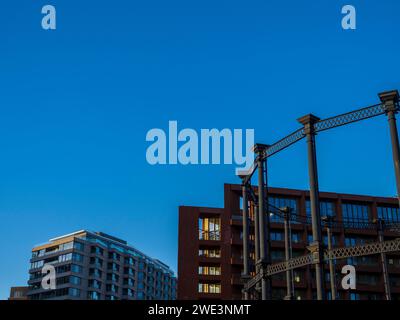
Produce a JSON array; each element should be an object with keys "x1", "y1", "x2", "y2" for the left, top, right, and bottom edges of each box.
[
  {"x1": 244, "y1": 239, "x2": 400, "y2": 291},
  {"x1": 313, "y1": 103, "x2": 386, "y2": 133},
  {"x1": 264, "y1": 128, "x2": 305, "y2": 159},
  {"x1": 325, "y1": 238, "x2": 400, "y2": 260},
  {"x1": 266, "y1": 254, "x2": 314, "y2": 276},
  {"x1": 244, "y1": 272, "x2": 263, "y2": 291},
  {"x1": 386, "y1": 222, "x2": 400, "y2": 233}
]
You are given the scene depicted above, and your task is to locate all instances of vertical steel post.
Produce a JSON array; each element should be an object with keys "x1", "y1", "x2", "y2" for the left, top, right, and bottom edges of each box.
[
  {"x1": 298, "y1": 114, "x2": 326, "y2": 300},
  {"x1": 376, "y1": 219, "x2": 391, "y2": 300},
  {"x1": 254, "y1": 143, "x2": 271, "y2": 300},
  {"x1": 240, "y1": 180, "x2": 250, "y2": 300},
  {"x1": 283, "y1": 207, "x2": 294, "y2": 300},
  {"x1": 323, "y1": 216, "x2": 337, "y2": 300},
  {"x1": 253, "y1": 202, "x2": 260, "y2": 295},
  {"x1": 380, "y1": 90, "x2": 400, "y2": 207}
]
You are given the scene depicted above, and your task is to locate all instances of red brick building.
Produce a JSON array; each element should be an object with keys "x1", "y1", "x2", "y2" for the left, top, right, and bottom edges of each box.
[{"x1": 178, "y1": 184, "x2": 400, "y2": 300}]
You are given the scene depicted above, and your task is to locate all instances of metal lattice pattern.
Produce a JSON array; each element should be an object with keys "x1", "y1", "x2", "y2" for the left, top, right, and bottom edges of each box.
[
  {"x1": 266, "y1": 254, "x2": 314, "y2": 276},
  {"x1": 244, "y1": 272, "x2": 262, "y2": 291},
  {"x1": 386, "y1": 222, "x2": 400, "y2": 233},
  {"x1": 265, "y1": 128, "x2": 305, "y2": 158},
  {"x1": 314, "y1": 103, "x2": 386, "y2": 133},
  {"x1": 244, "y1": 238, "x2": 400, "y2": 291},
  {"x1": 325, "y1": 238, "x2": 400, "y2": 260},
  {"x1": 242, "y1": 103, "x2": 388, "y2": 182}
]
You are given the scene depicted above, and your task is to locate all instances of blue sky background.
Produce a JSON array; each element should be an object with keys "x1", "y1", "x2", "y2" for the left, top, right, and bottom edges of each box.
[{"x1": 0, "y1": 0, "x2": 399, "y2": 299}]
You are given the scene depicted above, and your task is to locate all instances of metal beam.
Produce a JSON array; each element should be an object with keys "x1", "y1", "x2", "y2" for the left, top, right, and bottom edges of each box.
[{"x1": 298, "y1": 113, "x2": 326, "y2": 300}]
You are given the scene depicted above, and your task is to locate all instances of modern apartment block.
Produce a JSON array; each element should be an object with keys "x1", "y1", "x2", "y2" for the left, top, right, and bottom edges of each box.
[
  {"x1": 178, "y1": 184, "x2": 400, "y2": 300},
  {"x1": 28, "y1": 230, "x2": 177, "y2": 300}
]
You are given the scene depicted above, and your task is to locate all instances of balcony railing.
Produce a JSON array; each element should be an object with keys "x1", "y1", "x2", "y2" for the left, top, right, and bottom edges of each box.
[{"x1": 199, "y1": 230, "x2": 221, "y2": 241}]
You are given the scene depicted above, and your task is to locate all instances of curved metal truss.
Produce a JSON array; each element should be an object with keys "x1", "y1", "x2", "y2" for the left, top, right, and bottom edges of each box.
[
  {"x1": 241, "y1": 91, "x2": 400, "y2": 299},
  {"x1": 314, "y1": 103, "x2": 385, "y2": 133},
  {"x1": 244, "y1": 102, "x2": 393, "y2": 184}
]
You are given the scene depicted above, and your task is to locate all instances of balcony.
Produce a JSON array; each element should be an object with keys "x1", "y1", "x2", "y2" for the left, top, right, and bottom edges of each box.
[{"x1": 199, "y1": 230, "x2": 221, "y2": 242}]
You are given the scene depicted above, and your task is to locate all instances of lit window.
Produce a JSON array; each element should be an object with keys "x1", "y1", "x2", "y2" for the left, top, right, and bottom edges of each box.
[
  {"x1": 198, "y1": 282, "x2": 221, "y2": 294},
  {"x1": 199, "y1": 217, "x2": 221, "y2": 240},
  {"x1": 198, "y1": 265, "x2": 221, "y2": 275}
]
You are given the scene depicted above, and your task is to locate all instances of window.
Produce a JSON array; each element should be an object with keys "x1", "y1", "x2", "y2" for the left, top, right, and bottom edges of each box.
[
  {"x1": 390, "y1": 275, "x2": 400, "y2": 287},
  {"x1": 108, "y1": 252, "x2": 120, "y2": 261},
  {"x1": 70, "y1": 276, "x2": 81, "y2": 285},
  {"x1": 59, "y1": 242, "x2": 73, "y2": 251},
  {"x1": 271, "y1": 232, "x2": 283, "y2": 241},
  {"x1": 69, "y1": 288, "x2": 80, "y2": 297},
  {"x1": 58, "y1": 253, "x2": 72, "y2": 263},
  {"x1": 292, "y1": 232, "x2": 301, "y2": 243},
  {"x1": 345, "y1": 236, "x2": 374, "y2": 247},
  {"x1": 199, "y1": 248, "x2": 221, "y2": 258},
  {"x1": 137, "y1": 292, "x2": 144, "y2": 300},
  {"x1": 30, "y1": 260, "x2": 44, "y2": 269},
  {"x1": 198, "y1": 265, "x2": 221, "y2": 275},
  {"x1": 124, "y1": 267, "x2": 135, "y2": 276},
  {"x1": 88, "y1": 291, "x2": 100, "y2": 300},
  {"x1": 198, "y1": 282, "x2": 221, "y2": 294},
  {"x1": 71, "y1": 264, "x2": 82, "y2": 273},
  {"x1": 378, "y1": 206, "x2": 400, "y2": 223},
  {"x1": 73, "y1": 241, "x2": 84, "y2": 251},
  {"x1": 90, "y1": 257, "x2": 103, "y2": 267},
  {"x1": 357, "y1": 273, "x2": 378, "y2": 286},
  {"x1": 293, "y1": 271, "x2": 302, "y2": 283},
  {"x1": 123, "y1": 277, "x2": 135, "y2": 286},
  {"x1": 72, "y1": 253, "x2": 83, "y2": 262},
  {"x1": 323, "y1": 235, "x2": 336, "y2": 246},
  {"x1": 199, "y1": 217, "x2": 221, "y2": 240},
  {"x1": 306, "y1": 200, "x2": 335, "y2": 218},
  {"x1": 350, "y1": 293, "x2": 360, "y2": 300},
  {"x1": 89, "y1": 268, "x2": 102, "y2": 278},
  {"x1": 138, "y1": 272, "x2": 144, "y2": 281},
  {"x1": 138, "y1": 261, "x2": 145, "y2": 270},
  {"x1": 123, "y1": 288, "x2": 134, "y2": 297},
  {"x1": 342, "y1": 203, "x2": 370, "y2": 226},
  {"x1": 91, "y1": 246, "x2": 104, "y2": 256},
  {"x1": 107, "y1": 273, "x2": 119, "y2": 282},
  {"x1": 269, "y1": 197, "x2": 297, "y2": 223},
  {"x1": 347, "y1": 255, "x2": 378, "y2": 266},
  {"x1": 124, "y1": 257, "x2": 135, "y2": 266},
  {"x1": 106, "y1": 284, "x2": 119, "y2": 293},
  {"x1": 88, "y1": 279, "x2": 102, "y2": 289},
  {"x1": 108, "y1": 262, "x2": 120, "y2": 272}
]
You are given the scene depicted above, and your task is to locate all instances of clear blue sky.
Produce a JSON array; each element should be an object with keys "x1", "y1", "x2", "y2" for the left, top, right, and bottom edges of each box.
[{"x1": 0, "y1": 0, "x2": 399, "y2": 299}]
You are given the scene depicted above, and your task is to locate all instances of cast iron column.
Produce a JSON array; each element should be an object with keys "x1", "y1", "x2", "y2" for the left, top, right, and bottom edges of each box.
[
  {"x1": 376, "y1": 218, "x2": 391, "y2": 300},
  {"x1": 379, "y1": 90, "x2": 400, "y2": 207},
  {"x1": 240, "y1": 179, "x2": 250, "y2": 300},
  {"x1": 322, "y1": 216, "x2": 337, "y2": 300},
  {"x1": 298, "y1": 114, "x2": 326, "y2": 300},
  {"x1": 283, "y1": 207, "x2": 294, "y2": 300},
  {"x1": 242, "y1": 177, "x2": 249, "y2": 300},
  {"x1": 254, "y1": 143, "x2": 272, "y2": 300}
]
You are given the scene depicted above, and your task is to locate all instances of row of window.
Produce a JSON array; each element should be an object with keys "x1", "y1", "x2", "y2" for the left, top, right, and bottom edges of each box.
[
  {"x1": 271, "y1": 231, "x2": 302, "y2": 243},
  {"x1": 29, "y1": 287, "x2": 80, "y2": 300},
  {"x1": 91, "y1": 246, "x2": 172, "y2": 280},
  {"x1": 199, "y1": 248, "x2": 221, "y2": 258},
  {"x1": 32, "y1": 241, "x2": 84, "y2": 258},
  {"x1": 198, "y1": 265, "x2": 221, "y2": 275},
  {"x1": 198, "y1": 282, "x2": 221, "y2": 294},
  {"x1": 254, "y1": 196, "x2": 399, "y2": 224}
]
